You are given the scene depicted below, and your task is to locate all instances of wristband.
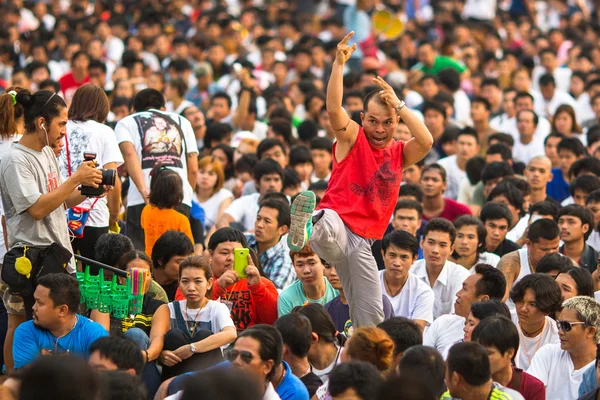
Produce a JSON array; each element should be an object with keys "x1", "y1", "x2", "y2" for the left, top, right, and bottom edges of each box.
[{"x1": 144, "y1": 350, "x2": 149, "y2": 363}]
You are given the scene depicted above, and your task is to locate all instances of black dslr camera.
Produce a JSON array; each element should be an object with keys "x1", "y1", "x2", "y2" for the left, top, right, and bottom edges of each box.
[{"x1": 80, "y1": 152, "x2": 117, "y2": 197}]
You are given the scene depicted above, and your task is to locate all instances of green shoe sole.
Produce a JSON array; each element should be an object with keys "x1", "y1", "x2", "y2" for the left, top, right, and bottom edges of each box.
[{"x1": 288, "y1": 191, "x2": 316, "y2": 251}]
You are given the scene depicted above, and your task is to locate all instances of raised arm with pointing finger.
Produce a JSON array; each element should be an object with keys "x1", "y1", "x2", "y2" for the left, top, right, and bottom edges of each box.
[{"x1": 288, "y1": 32, "x2": 433, "y2": 328}]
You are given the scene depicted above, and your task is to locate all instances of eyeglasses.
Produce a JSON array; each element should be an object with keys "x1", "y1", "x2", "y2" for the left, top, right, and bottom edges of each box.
[
  {"x1": 556, "y1": 320, "x2": 586, "y2": 332},
  {"x1": 225, "y1": 349, "x2": 254, "y2": 364}
]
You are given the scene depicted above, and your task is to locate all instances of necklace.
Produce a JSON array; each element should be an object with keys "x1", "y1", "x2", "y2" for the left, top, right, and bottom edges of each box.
[
  {"x1": 302, "y1": 284, "x2": 325, "y2": 305},
  {"x1": 384, "y1": 272, "x2": 407, "y2": 297},
  {"x1": 518, "y1": 319, "x2": 546, "y2": 365},
  {"x1": 299, "y1": 364, "x2": 312, "y2": 378},
  {"x1": 184, "y1": 299, "x2": 208, "y2": 335},
  {"x1": 274, "y1": 366, "x2": 286, "y2": 389},
  {"x1": 54, "y1": 315, "x2": 78, "y2": 353}
]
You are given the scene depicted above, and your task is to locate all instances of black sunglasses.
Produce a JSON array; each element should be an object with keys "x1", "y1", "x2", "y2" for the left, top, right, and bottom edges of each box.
[
  {"x1": 225, "y1": 349, "x2": 254, "y2": 364},
  {"x1": 556, "y1": 320, "x2": 586, "y2": 332}
]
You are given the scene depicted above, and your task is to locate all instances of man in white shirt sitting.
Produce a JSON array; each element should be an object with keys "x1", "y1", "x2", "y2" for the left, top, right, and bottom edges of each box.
[
  {"x1": 410, "y1": 218, "x2": 470, "y2": 319},
  {"x1": 437, "y1": 128, "x2": 480, "y2": 201},
  {"x1": 532, "y1": 49, "x2": 572, "y2": 94},
  {"x1": 423, "y1": 263, "x2": 506, "y2": 358},
  {"x1": 513, "y1": 110, "x2": 545, "y2": 165},
  {"x1": 380, "y1": 230, "x2": 434, "y2": 332},
  {"x1": 537, "y1": 73, "x2": 578, "y2": 121},
  {"x1": 503, "y1": 92, "x2": 551, "y2": 142},
  {"x1": 528, "y1": 296, "x2": 600, "y2": 400}
]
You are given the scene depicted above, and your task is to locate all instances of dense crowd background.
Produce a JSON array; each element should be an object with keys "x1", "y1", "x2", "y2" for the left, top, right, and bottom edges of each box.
[{"x1": 1, "y1": 0, "x2": 600, "y2": 399}]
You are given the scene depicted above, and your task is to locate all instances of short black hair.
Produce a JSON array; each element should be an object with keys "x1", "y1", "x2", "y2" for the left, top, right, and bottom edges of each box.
[
  {"x1": 399, "y1": 184, "x2": 424, "y2": 203},
  {"x1": 132, "y1": 88, "x2": 165, "y2": 112},
  {"x1": 570, "y1": 175, "x2": 600, "y2": 197},
  {"x1": 560, "y1": 267, "x2": 595, "y2": 298},
  {"x1": 310, "y1": 136, "x2": 333, "y2": 153},
  {"x1": 258, "y1": 198, "x2": 291, "y2": 228},
  {"x1": 36, "y1": 273, "x2": 80, "y2": 314},
  {"x1": 257, "y1": 138, "x2": 286, "y2": 160},
  {"x1": 179, "y1": 368, "x2": 262, "y2": 400},
  {"x1": 376, "y1": 375, "x2": 437, "y2": 400},
  {"x1": 587, "y1": 189, "x2": 600, "y2": 205},
  {"x1": 527, "y1": 218, "x2": 560, "y2": 243},
  {"x1": 509, "y1": 273, "x2": 562, "y2": 314},
  {"x1": 382, "y1": 230, "x2": 419, "y2": 258},
  {"x1": 453, "y1": 216, "x2": 486, "y2": 256},
  {"x1": 438, "y1": 68, "x2": 461, "y2": 92},
  {"x1": 211, "y1": 92, "x2": 232, "y2": 108},
  {"x1": 539, "y1": 73, "x2": 556, "y2": 87},
  {"x1": 297, "y1": 119, "x2": 319, "y2": 142},
  {"x1": 151, "y1": 231, "x2": 194, "y2": 269},
  {"x1": 423, "y1": 218, "x2": 457, "y2": 244},
  {"x1": 100, "y1": 371, "x2": 147, "y2": 400},
  {"x1": 253, "y1": 158, "x2": 284, "y2": 182},
  {"x1": 529, "y1": 201, "x2": 560, "y2": 221},
  {"x1": 537, "y1": 253, "x2": 572, "y2": 278},
  {"x1": 394, "y1": 199, "x2": 423, "y2": 218},
  {"x1": 208, "y1": 227, "x2": 249, "y2": 252},
  {"x1": 466, "y1": 156, "x2": 486, "y2": 185},
  {"x1": 471, "y1": 96, "x2": 491, "y2": 111},
  {"x1": 234, "y1": 153, "x2": 258, "y2": 175},
  {"x1": 558, "y1": 204, "x2": 595, "y2": 240},
  {"x1": 343, "y1": 90, "x2": 363, "y2": 105},
  {"x1": 204, "y1": 122, "x2": 233, "y2": 149},
  {"x1": 487, "y1": 133, "x2": 514, "y2": 148},
  {"x1": 557, "y1": 137, "x2": 587, "y2": 158},
  {"x1": 474, "y1": 264, "x2": 507, "y2": 299},
  {"x1": 329, "y1": 362, "x2": 384, "y2": 400},
  {"x1": 377, "y1": 317, "x2": 422, "y2": 357},
  {"x1": 471, "y1": 316, "x2": 519, "y2": 362},
  {"x1": 269, "y1": 119, "x2": 294, "y2": 146},
  {"x1": 236, "y1": 324, "x2": 283, "y2": 380},
  {"x1": 283, "y1": 168, "x2": 302, "y2": 191},
  {"x1": 447, "y1": 342, "x2": 491, "y2": 386},
  {"x1": 398, "y1": 346, "x2": 446, "y2": 398},
  {"x1": 544, "y1": 132, "x2": 565, "y2": 146},
  {"x1": 486, "y1": 143, "x2": 512, "y2": 161},
  {"x1": 273, "y1": 313, "x2": 312, "y2": 357},
  {"x1": 569, "y1": 157, "x2": 600, "y2": 179},
  {"x1": 289, "y1": 145, "x2": 312, "y2": 166},
  {"x1": 481, "y1": 162, "x2": 514, "y2": 184},
  {"x1": 89, "y1": 336, "x2": 145, "y2": 376},
  {"x1": 457, "y1": 127, "x2": 479, "y2": 144},
  {"x1": 488, "y1": 181, "x2": 524, "y2": 216},
  {"x1": 95, "y1": 234, "x2": 134, "y2": 267},
  {"x1": 470, "y1": 299, "x2": 511, "y2": 321},
  {"x1": 149, "y1": 164, "x2": 183, "y2": 209},
  {"x1": 480, "y1": 202, "x2": 512, "y2": 226},
  {"x1": 422, "y1": 101, "x2": 447, "y2": 118},
  {"x1": 421, "y1": 164, "x2": 447, "y2": 183},
  {"x1": 363, "y1": 89, "x2": 389, "y2": 112}
]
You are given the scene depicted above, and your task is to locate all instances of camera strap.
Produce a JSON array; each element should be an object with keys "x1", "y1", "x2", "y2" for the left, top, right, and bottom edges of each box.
[{"x1": 64, "y1": 132, "x2": 99, "y2": 211}]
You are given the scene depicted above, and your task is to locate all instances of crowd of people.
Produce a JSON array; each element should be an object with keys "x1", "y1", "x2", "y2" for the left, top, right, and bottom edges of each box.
[{"x1": 1, "y1": 0, "x2": 600, "y2": 399}]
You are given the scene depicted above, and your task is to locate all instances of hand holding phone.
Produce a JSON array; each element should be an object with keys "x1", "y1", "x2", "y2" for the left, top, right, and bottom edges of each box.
[{"x1": 234, "y1": 248, "x2": 249, "y2": 278}]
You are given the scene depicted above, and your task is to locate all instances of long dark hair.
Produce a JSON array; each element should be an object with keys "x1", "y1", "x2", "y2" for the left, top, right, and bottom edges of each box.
[{"x1": 0, "y1": 86, "x2": 25, "y2": 139}]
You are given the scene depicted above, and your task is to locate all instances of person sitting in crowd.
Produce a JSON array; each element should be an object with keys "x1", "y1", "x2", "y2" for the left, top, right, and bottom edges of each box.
[
  {"x1": 193, "y1": 156, "x2": 234, "y2": 233},
  {"x1": 480, "y1": 202, "x2": 520, "y2": 257},
  {"x1": 208, "y1": 227, "x2": 278, "y2": 330},
  {"x1": 152, "y1": 231, "x2": 195, "y2": 301},
  {"x1": 462, "y1": 300, "x2": 512, "y2": 343},
  {"x1": 556, "y1": 267, "x2": 596, "y2": 303},
  {"x1": 420, "y1": 164, "x2": 472, "y2": 222},
  {"x1": 472, "y1": 316, "x2": 546, "y2": 400},
  {"x1": 410, "y1": 218, "x2": 470, "y2": 319},
  {"x1": 246, "y1": 198, "x2": 295, "y2": 290},
  {"x1": 278, "y1": 243, "x2": 338, "y2": 316},
  {"x1": 328, "y1": 362, "x2": 384, "y2": 400},
  {"x1": 379, "y1": 230, "x2": 434, "y2": 331},
  {"x1": 88, "y1": 335, "x2": 145, "y2": 376},
  {"x1": 558, "y1": 204, "x2": 598, "y2": 272},
  {"x1": 13, "y1": 274, "x2": 108, "y2": 369},
  {"x1": 389, "y1": 199, "x2": 425, "y2": 258},
  {"x1": 397, "y1": 345, "x2": 447, "y2": 398},
  {"x1": 377, "y1": 317, "x2": 422, "y2": 373},
  {"x1": 450, "y1": 215, "x2": 501, "y2": 271}
]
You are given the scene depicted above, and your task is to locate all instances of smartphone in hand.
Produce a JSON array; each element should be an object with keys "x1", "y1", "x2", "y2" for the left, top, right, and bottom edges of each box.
[{"x1": 234, "y1": 248, "x2": 249, "y2": 278}]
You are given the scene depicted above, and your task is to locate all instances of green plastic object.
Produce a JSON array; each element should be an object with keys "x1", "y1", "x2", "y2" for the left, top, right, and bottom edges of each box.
[
  {"x1": 129, "y1": 294, "x2": 144, "y2": 315},
  {"x1": 98, "y1": 292, "x2": 112, "y2": 313},
  {"x1": 111, "y1": 294, "x2": 130, "y2": 319},
  {"x1": 77, "y1": 263, "x2": 134, "y2": 319},
  {"x1": 85, "y1": 285, "x2": 100, "y2": 310}
]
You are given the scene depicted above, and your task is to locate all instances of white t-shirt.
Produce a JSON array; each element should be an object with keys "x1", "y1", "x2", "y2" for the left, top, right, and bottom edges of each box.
[
  {"x1": 423, "y1": 313, "x2": 465, "y2": 359},
  {"x1": 503, "y1": 116, "x2": 552, "y2": 142},
  {"x1": 379, "y1": 270, "x2": 434, "y2": 325},
  {"x1": 513, "y1": 136, "x2": 545, "y2": 165},
  {"x1": 512, "y1": 313, "x2": 560, "y2": 370},
  {"x1": 194, "y1": 188, "x2": 234, "y2": 231},
  {"x1": 115, "y1": 109, "x2": 199, "y2": 207},
  {"x1": 311, "y1": 344, "x2": 342, "y2": 386},
  {"x1": 165, "y1": 100, "x2": 195, "y2": 115},
  {"x1": 462, "y1": 0, "x2": 496, "y2": 19},
  {"x1": 527, "y1": 343, "x2": 595, "y2": 400},
  {"x1": 506, "y1": 215, "x2": 530, "y2": 243},
  {"x1": 167, "y1": 300, "x2": 235, "y2": 341},
  {"x1": 411, "y1": 259, "x2": 470, "y2": 319},
  {"x1": 437, "y1": 155, "x2": 465, "y2": 201},
  {"x1": 223, "y1": 192, "x2": 260, "y2": 231},
  {"x1": 0, "y1": 134, "x2": 21, "y2": 260},
  {"x1": 587, "y1": 230, "x2": 600, "y2": 252},
  {"x1": 58, "y1": 120, "x2": 124, "y2": 227}
]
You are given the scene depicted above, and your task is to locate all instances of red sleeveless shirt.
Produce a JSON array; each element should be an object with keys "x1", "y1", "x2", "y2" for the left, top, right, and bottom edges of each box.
[{"x1": 318, "y1": 128, "x2": 405, "y2": 239}]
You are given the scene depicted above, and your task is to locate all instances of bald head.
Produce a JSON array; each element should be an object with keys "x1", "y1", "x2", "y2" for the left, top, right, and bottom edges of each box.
[
  {"x1": 525, "y1": 155, "x2": 553, "y2": 189},
  {"x1": 529, "y1": 156, "x2": 552, "y2": 169}
]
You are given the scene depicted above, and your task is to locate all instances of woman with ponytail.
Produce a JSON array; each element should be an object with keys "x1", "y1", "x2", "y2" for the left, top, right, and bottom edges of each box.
[{"x1": 0, "y1": 89, "x2": 105, "y2": 369}]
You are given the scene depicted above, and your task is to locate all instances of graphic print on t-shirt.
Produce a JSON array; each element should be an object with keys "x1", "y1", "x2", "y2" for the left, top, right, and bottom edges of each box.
[
  {"x1": 349, "y1": 159, "x2": 399, "y2": 207},
  {"x1": 222, "y1": 289, "x2": 252, "y2": 330},
  {"x1": 47, "y1": 170, "x2": 59, "y2": 192},
  {"x1": 59, "y1": 126, "x2": 90, "y2": 174},
  {"x1": 134, "y1": 113, "x2": 183, "y2": 169}
]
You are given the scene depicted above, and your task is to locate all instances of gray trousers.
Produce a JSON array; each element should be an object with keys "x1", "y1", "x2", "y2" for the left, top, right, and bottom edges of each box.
[{"x1": 309, "y1": 209, "x2": 384, "y2": 327}]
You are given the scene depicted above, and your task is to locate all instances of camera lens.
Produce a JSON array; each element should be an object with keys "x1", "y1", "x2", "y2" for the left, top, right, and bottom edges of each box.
[{"x1": 101, "y1": 169, "x2": 116, "y2": 186}]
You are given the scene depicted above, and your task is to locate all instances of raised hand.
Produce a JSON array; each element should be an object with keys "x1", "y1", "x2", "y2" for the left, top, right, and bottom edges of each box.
[
  {"x1": 373, "y1": 76, "x2": 402, "y2": 109},
  {"x1": 335, "y1": 32, "x2": 357, "y2": 66}
]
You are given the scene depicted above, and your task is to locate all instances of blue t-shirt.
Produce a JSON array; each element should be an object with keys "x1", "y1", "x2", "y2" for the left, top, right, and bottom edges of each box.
[
  {"x1": 278, "y1": 279, "x2": 339, "y2": 317},
  {"x1": 168, "y1": 360, "x2": 309, "y2": 400},
  {"x1": 13, "y1": 315, "x2": 108, "y2": 369},
  {"x1": 547, "y1": 167, "x2": 570, "y2": 202},
  {"x1": 325, "y1": 295, "x2": 394, "y2": 338}
]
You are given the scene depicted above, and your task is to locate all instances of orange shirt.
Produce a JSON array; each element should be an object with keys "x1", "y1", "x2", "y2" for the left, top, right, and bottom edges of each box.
[{"x1": 140, "y1": 205, "x2": 194, "y2": 257}]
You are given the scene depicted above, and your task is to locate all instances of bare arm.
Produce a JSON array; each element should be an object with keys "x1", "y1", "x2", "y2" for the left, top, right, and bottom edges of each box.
[
  {"x1": 498, "y1": 251, "x2": 520, "y2": 302},
  {"x1": 327, "y1": 32, "x2": 360, "y2": 160},
  {"x1": 413, "y1": 319, "x2": 427, "y2": 333},
  {"x1": 187, "y1": 153, "x2": 198, "y2": 192},
  {"x1": 119, "y1": 142, "x2": 149, "y2": 203},
  {"x1": 215, "y1": 197, "x2": 233, "y2": 224},
  {"x1": 193, "y1": 326, "x2": 237, "y2": 352},
  {"x1": 147, "y1": 304, "x2": 170, "y2": 361},
  {"x1": 102, "y1": 162, "x2": 121, "y2": 226}
]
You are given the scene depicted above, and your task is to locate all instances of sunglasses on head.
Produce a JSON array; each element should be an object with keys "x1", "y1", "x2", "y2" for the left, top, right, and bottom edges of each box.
[
  {"x1": 225, "y1": 349, "x2": 254, "y2": 364},
  {"x1": 556, "y1": 320, "x2": 586, "y2": 332}
]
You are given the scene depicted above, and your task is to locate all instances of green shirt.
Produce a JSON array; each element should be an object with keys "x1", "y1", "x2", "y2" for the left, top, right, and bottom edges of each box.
[
  {"x1": 413, "y1": 56, "x2": 466, "y2": 75},
  {"x1": 148, "y1": 280, "x2": 169, "y2": 303},
  {"x1": 277, "y1": 278, "x2": 339, "y2": 316}
]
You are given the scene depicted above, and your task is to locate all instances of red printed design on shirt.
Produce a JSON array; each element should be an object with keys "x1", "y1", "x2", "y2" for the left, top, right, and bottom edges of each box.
[{"x1": 47, "y1": 170, "x2": 59, "y2": 192}]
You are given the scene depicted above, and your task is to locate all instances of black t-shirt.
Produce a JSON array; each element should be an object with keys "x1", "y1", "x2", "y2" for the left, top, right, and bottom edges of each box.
[
  {"x1": 110, "y1": 294, "x2": 166, "y2": 336},
  {"x1": 301, "y1": 372, "x2": 323, "y2": 398},
  {"x1": 492, "y1": 239, "x2": 520, "y2": 257},
  {"x1": 160, "y1": 280, "x2": 179, "y2": 302}
]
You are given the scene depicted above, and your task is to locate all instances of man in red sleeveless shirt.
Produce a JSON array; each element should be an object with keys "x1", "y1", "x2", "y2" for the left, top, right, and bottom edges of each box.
[{"x1": 288, "y1": 32, "x2": 433, "y2": 327}]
